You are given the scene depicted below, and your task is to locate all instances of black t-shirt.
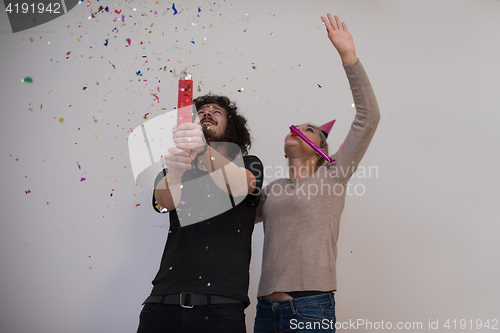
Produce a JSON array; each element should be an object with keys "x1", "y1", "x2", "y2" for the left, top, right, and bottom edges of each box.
[{"x1": 150, "y1": 155, "x2": 263, "y2": 307}]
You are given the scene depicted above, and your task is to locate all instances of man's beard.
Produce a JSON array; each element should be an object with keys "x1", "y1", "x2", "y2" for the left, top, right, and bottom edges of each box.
[
  {"x1": 201, "y1": 126, "x2": 238, "y2": 160},
  {"x1": 202, "y1": 126, "x2": 226, "y2": 144}
]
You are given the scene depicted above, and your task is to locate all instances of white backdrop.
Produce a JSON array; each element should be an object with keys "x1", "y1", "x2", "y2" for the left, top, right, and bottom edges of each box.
[{"x1": 1, "y1": 0, "x2": 499, "y2": 332}]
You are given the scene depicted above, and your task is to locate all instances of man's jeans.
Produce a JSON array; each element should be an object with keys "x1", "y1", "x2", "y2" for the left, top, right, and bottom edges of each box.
[{"x1": 254, "y1": 293, "x2": 336, "y2": 333}]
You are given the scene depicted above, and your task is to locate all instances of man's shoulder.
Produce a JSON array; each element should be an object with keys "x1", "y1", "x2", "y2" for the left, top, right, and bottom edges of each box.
[
  {"x1": 242, "y1": 155, "x2": 263, "y2": 176},
  {"x1": 243, "y1": 154, "x2": 262, "y2": 164}
]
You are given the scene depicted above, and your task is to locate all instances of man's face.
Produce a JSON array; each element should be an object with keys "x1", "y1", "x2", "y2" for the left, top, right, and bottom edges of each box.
[{"x1": 197, "y1": 103, "x2": 228, "y2": 143}]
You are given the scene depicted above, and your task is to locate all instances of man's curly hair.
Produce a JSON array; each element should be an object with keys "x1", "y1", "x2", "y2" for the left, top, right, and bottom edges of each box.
[{"x1": 193, "y1": 94, "x2": 251, "y2": 157}]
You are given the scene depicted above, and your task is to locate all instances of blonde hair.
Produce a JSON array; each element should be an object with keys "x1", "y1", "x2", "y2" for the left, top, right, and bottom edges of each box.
[{"x1": 315, "y1": 128, "x2": 329, "y2": 170}]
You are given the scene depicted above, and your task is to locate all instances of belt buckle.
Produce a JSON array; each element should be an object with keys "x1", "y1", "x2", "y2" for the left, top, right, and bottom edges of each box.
[{"x1": 180, "y1": 292, "x2": 194, "y2": 308}]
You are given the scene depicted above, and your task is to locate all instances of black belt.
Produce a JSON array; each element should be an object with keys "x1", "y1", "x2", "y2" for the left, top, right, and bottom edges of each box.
[{"x1": 143, "y1": 293, "x2": 243, "y2": 308}]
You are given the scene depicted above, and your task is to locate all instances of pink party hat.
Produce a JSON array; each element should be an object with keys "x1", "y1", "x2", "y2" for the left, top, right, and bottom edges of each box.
[{"x1": 318, "y1": 119, "x2": 336, "y2": 138}]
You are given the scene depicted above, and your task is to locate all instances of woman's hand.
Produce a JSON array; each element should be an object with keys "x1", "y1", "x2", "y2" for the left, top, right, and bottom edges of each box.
[{"x1": 321, "y1": 13, "x2": 358, "y2": 65}]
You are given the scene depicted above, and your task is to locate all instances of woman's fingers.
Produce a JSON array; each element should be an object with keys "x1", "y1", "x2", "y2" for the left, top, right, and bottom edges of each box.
[
  {"x1": 325, "y1": 13, "x2": 346, "y2": 32},
  {"x1": 321, "y1": 16, "x2": 332, "y2": 32}
]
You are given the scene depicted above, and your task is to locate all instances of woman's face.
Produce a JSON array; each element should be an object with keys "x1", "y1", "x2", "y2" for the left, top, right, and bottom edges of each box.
[{"x1": 284, "y1": 123, "x2": 323, "y2": 158}]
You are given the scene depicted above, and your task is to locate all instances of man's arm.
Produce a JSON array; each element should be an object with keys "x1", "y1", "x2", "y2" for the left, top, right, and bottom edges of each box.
[
  {"x1": 254, "y1": 195, "x2": 264, "y2": 224},
  {"x1": 199, "y1": 146, "x2": 256, "y2": 197},
  {"x1": 153, "y1": 145, "x2": 195, "y2": 212},
  {"x1": 172, "y1": 122, "x2": 256, "y2": 197},
  {"x1": 153, "y1": 170, "x2": 183, "y2": 212}
]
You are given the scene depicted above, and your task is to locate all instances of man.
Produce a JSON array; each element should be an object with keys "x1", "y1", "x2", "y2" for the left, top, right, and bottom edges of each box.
[{"x1": 137, "y1": 95, "x2": 263, "y2": 333}]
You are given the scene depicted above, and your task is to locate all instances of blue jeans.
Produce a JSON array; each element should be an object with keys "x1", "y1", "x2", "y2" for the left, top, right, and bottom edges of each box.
[{"x1": 254, "y1": 293, "x2": 336, "y2": 333}]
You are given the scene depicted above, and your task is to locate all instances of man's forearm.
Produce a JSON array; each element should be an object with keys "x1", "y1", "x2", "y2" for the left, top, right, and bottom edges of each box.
[
  {"x1": 200, "y1": 146, "x2": 251, "y2": 197},
  {"x1": 154, "y1": 170, "x2": 184, "y2": 212}
]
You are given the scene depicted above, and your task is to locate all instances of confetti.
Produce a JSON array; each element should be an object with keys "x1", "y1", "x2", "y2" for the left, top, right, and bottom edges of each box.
[
  {"x1": 172, "y1": 3, "x2": 178, "y2": 15},
  {"x1": 198, "y1": 7, "x2": 201, "y2": 12},
  {"x1": 151, "y1": 93, "x2": 159, "y2": 103},
  {"x1": 25, "y1": 190, "x2": 31, "y2": 194},
  {"x1": 136, "y1": 70, "x2": 142, "y2": 76},
  {"x1": 317, "y1": 84, "x2": 322, "y2": 88},
  {"x1": 80, "y1": 177, "x2": 86, "y2": 182},
  {"x1": 77, "y1": 162, "x2": 81, "y2": 170},
  {"x1": 109, "y1": 61, "x2": 116, "y2": 69},
  {"x1": 126, "y1": 38, "x2": 131, "y2": 47},
  {"x1": 59, "y1": 118, "x2": 64, "y2": 122},
  {"x1": 136, "y1": 204, "x2": 141, "y2": 207},
  {"x1": 114, "y1": 9, "x2": 121, "y2": 14},
  {"x1": 22, "y1": 77, "x2": 33, "y2": 83},
  {"x1": 104, "y1": 39, "x2": 109, "y2": 46}
]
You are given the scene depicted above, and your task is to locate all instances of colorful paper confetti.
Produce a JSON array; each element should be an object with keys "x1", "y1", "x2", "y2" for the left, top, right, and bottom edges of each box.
[
  {"x1": 172, "y1": 3, "x2": 178, "y2": 15},
  {"x1": 22, "y1": 77, "x2": 33, "y2": 83}
]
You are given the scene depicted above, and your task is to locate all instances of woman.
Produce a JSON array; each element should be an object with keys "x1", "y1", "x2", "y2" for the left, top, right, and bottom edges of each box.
[{"x1": 254, "y1": 13, "x2": 380, "y2": 333}]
